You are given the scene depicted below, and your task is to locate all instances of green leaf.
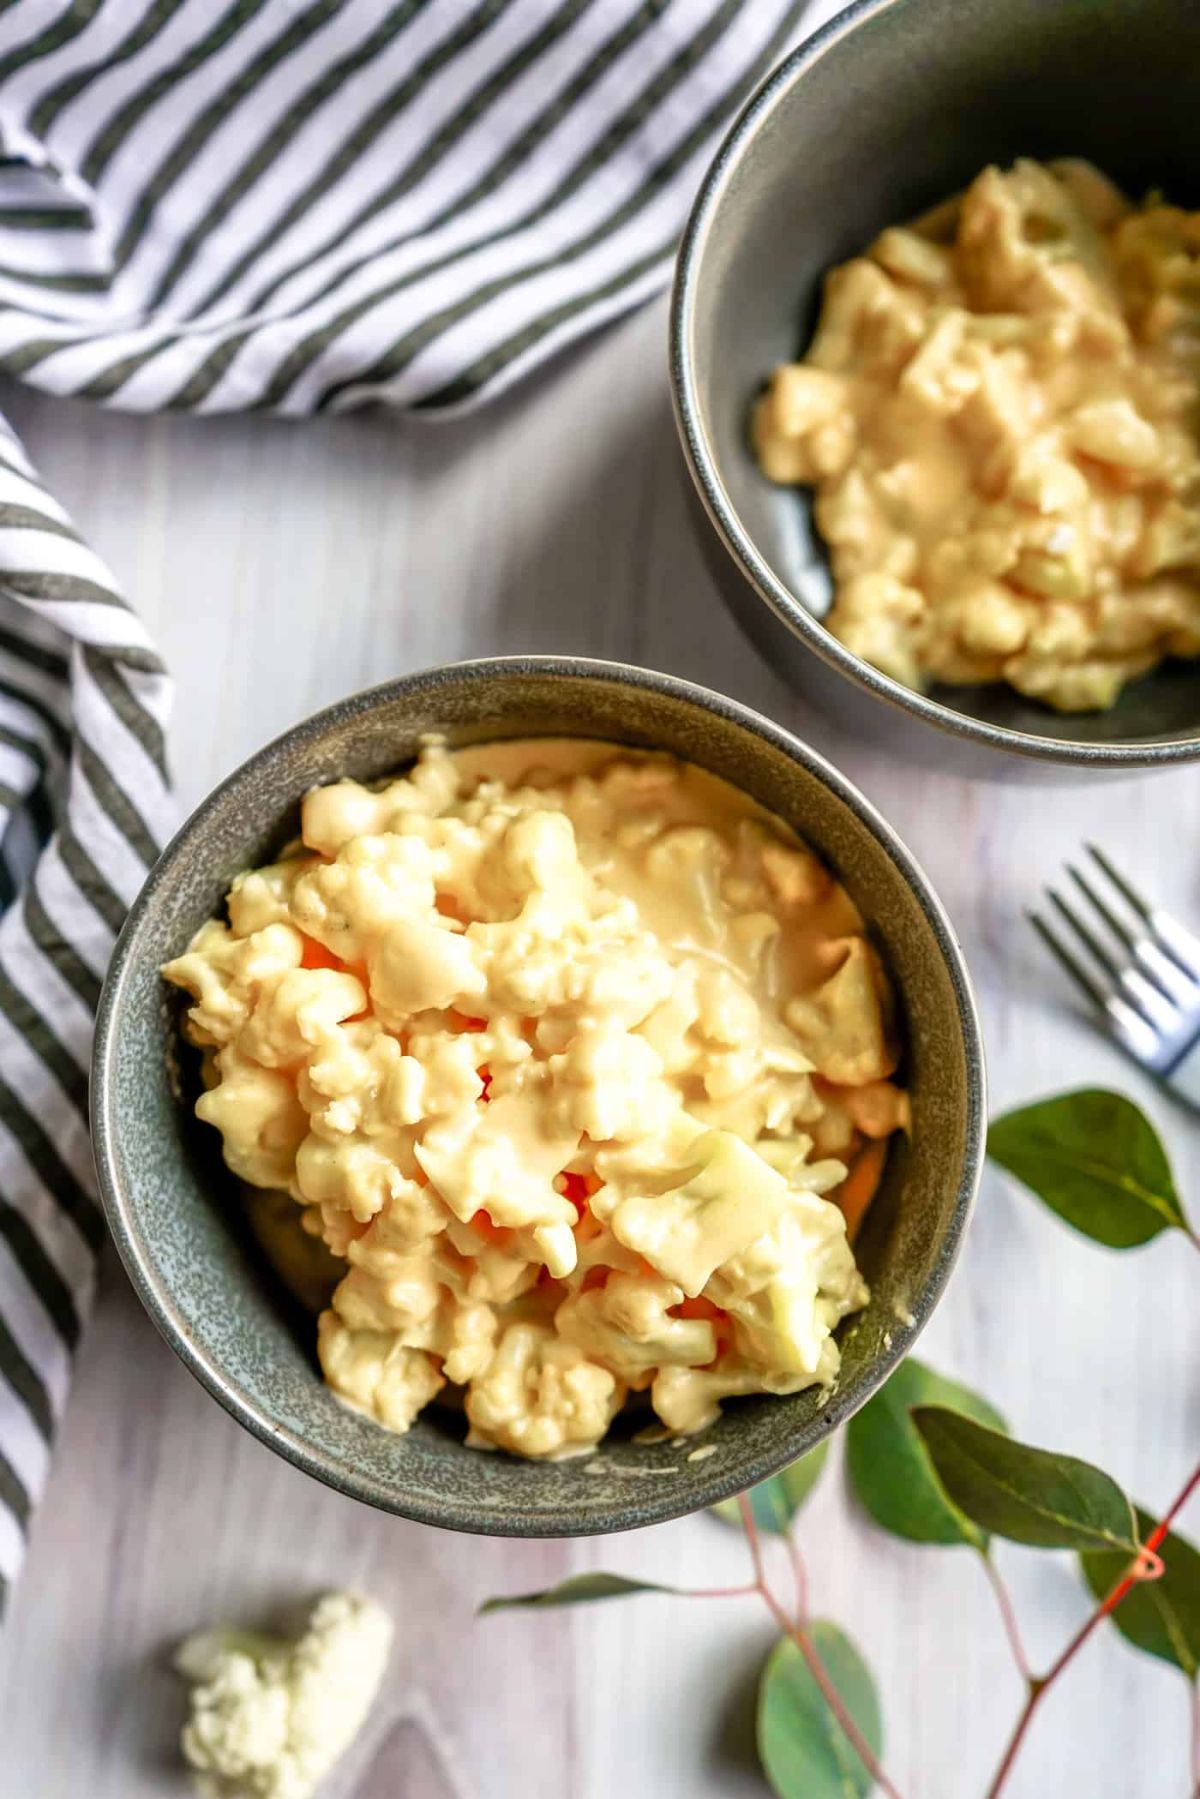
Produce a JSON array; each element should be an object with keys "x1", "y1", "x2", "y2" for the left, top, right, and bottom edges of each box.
[
  {"x1": 712, "y1": 1441, "x2": 830, "y2": 1534},
  {"x1": 757, "y1": 1623, "x2": 882, "y2": 1799},
  {"x1": 988, "y1": 1089, "x2": 1187, "y2": 1248},
  {"x1": 846, "y1": 1357, "x2": 1007, "y2": 1549},
  {"x1": 478, "y1": 1573, "x2": 681, "y2": 1615},
  {"x1": 1081, "y1": 1507, "x2": 1200, "y2": 1679},
  {"x1": 911, "y1": 1408, "x2": 1138, "y2": 1554}
]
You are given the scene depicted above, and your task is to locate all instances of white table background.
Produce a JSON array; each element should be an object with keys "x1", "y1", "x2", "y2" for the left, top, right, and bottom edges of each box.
[{"x1": 0, "y1": 289, "x2": 1196, "y2": 1799}]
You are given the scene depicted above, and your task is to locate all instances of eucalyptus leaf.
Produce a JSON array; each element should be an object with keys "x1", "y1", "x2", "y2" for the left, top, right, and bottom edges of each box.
[
  {"x1": 988, "y1": 1089, "x2": 1187, "y2": 1248},
  {"x1": 479, "y1": 1573, "x2": 681, "y2": 1615},
  {"x1": 1081, "y1": 1508, "x2": 1200, "y2": 1679},
  {"x1": 712, "y1": 1442, "x2": 830, "y2": 1534},
  {"x1": 758, "y1": 1623, "x2": 882, "y2": 1799},
  {"x1": 846, "y1": 1357, "x2": 1006, "y2": 1549},
  {"x1": 911, "y1": 1408, "x2": 1138, "y2": 1554}
]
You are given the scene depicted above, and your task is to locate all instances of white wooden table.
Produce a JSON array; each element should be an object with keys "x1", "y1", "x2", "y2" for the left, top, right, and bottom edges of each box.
[{"x1": 0, "y1": 293, "x2": 1196, "y2": 1799}]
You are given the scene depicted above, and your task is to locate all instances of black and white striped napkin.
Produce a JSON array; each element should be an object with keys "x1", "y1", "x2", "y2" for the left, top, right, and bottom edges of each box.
[{"x1": 0, "y1": 0, "x2": 809, "y2": 1608}]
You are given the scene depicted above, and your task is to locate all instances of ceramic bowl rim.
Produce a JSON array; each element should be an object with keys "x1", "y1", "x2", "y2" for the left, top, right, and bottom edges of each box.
[
  {"x1": 91, "y1": 654, "x2": 986, "y2": 1535},
  {"x1": 669, "y1": 0, "x2": 1200, "y2": 770}
]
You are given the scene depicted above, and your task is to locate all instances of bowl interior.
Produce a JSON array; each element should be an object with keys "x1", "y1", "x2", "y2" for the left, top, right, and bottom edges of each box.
[
  {"x1": 94, "y1": 663, "x2": 982, "y2": 1534},
  {"x1": 684, "y1": 0, "x2": 1200, "y2": 750}
]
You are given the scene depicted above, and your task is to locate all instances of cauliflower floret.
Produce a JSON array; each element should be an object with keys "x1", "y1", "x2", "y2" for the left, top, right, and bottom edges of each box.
[
  {"x1": 652, "y1": 1355, "x2": 814, "y2": 1436},
  {"x1": 196, "y1": 1049, "x2": 308, "y2": 1189},
  {"x1": 331, "y1": 1255, "x2": 497, "y2": 1386},
  {"x1": 369, "y1": 917, "x2": 485, "y2": 1022},
  {"x1": 442, "y1": 1216, "x2": 542, "y2": 1305},
  {"x1": 240, "y1": 969, "x2": 367, "y2": 1070},
  {"x1": 694, "y1": 965, "x2": 764, "y2": 1047},
  {"x1": 785, "y1": 939, "x2": 894, "y2": 1086},
  {"x1": 402, "y1": 1031, "x2": 486, "y2": 1117},
  {"x1": 414, "y1": 1087, "x2": 580, "y2": 1273},
  {"x1": 807, "y1": 257, "x2": 928, "y2": 375},
  {"x1": 751, "y1": 364, "x2": 851, "y2": 484},
  {"x1": 638, "y1": 965, "x2": 704, "y2": 1075},
  {"x1": 709, "y1": 1196, "x2": 867, "y2": 1378},
  {"x1": 466, "y1": 1322, "x2": 623, "y2": 1459},
  {"x1": 317, "y1": 1311, "x2": 444, "y2": 1431},
  {"x1": 294, "y1": 825, "x2": 496, "y2": 1027},
  {"x1": 300, "y1": 745, "x2": 461, "y2": 856},
  {"x1": 1067, "y1": 398, "x2": 1162, "y2": 472},
  {"x1": 344, "y1": 1181, "x2": 448, "y2": 1262},
  {"x1": 610, "y1": 1129, "x2": 791, "y2": 1296},
  {"x1": 555, "y1": 1273, "x2": 718, "y2": 1383},
  {"x1": 823, "y1": 573, "x2": 927, "y2": 690},
  {"x1": 175, "y1": 1591, "x2": 393, "y2": 1799},
  {"x1": 957, "y1": 158, "x2": 1112, "y2": 316},
  {"x1": 297, "y1": 1020, "x2": 415, "y2": 1137},
  {"x1": 294, "y1": 1135, "x2": 420, "y2": 1226},
  {"x1": 164, "y1": 922, "x2": 304, "y2": 1047},
  {"x1": 548, "y1": 1026, "x2": 679, "y2": 1143},
  {"x1": 226, "y1": 859, "x2": 314, "y2": 936}
]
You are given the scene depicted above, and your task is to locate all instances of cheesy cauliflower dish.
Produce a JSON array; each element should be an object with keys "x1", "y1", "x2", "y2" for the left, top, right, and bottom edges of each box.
[
  {"x1": 753, "y1": 158, "x2": 1200, "y2": 712},
  {"x1": 163, "y1": 740, "x2": 907, "y2": 1458}
]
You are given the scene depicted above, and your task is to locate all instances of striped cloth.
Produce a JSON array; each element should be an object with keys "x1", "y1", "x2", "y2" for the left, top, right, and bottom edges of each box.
[{"x1": 0, "y1": 0, "x2": 810, "y2": 1610}]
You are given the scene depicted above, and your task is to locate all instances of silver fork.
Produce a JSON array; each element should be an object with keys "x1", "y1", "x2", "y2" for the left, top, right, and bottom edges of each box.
[{"x1": 1030, "y1": 845, "x2": 1200, "y2": 1111}]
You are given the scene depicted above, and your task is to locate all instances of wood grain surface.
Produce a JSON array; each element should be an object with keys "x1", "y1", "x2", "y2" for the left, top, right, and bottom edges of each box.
[{"x1": 0, "y1": 290, "x2": 1196, "y2": 1799}]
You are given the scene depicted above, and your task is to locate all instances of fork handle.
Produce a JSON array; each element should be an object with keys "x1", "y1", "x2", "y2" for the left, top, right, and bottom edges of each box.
[{"x1": 1164, "y1": 1034, "x2": 1200, "y2": 1113}]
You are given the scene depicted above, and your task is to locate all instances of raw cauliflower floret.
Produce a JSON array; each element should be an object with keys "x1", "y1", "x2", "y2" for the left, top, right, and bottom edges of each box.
[
  {"x1": 175, "y1": 1590, "x2": 393, "y2": 1799},
  {"x1": 465, "y1": 1322, "x2": 623, "y2": 1458}
]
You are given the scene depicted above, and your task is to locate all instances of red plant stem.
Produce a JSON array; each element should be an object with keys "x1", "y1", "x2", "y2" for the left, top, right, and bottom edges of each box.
[
  {"x1": 738, "y1": 1494, "x2": 907, "y2": 1799},
  {"x1": 986, "y1": 1460, "x2": 1200, "y2": 1799},
  {"x1": 786, "y1": 1526, "x2": 809, "y2": 1622},
  {"x1": 979, "y1": 1552, "x2": 1033, "y2": 1685}
]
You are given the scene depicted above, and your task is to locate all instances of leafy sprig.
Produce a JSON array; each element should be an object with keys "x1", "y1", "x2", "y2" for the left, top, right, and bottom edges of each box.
[
  {"x1": 481, "y1": 1089, "x2": 1200, "y2": 1796},
  {"x1": 988, "y1": 1087, "x2": 1199, "y2": 1252}
]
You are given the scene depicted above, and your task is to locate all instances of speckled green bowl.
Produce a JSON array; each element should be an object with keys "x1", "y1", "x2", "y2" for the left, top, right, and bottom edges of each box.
[{"x1": 91, "y1": 659, "x2": 984, "y2": 1536}]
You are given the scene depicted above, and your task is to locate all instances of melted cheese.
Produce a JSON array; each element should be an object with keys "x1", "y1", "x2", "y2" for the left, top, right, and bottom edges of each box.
[
  {"x1": 754, "y1": 158, "x2": 1200, "y2": 712},
  {"x1": 163, "y1": 739, "x2": 908, "y2": 1457}
]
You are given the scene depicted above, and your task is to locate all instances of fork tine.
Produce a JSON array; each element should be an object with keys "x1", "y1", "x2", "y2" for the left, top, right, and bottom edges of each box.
[
  {"x1": 1028, "y1": 908, "x2": 1108, "y2": 1010},
  {"x1": 1148, "y1": 912, "x2": 1200, "y2": 985},
  {"x1": 1086, "y1": 843, "x2": 1151, "y2": 920},
  {"x1": 1033, "y1": 848, "x2": 1200, "y2": 1075},
  {"x1": 1069, "y1": 863, "x2": 1136, "y2": 952},
  {"x1": 1068, "y1": 864, "x2": 1177, "y2": 1003},
  {"x1": 1048, "y1": 887, "x2": 1121, "y2": 984},
  {"x1": 1088, "y1": 842, "x2": 1200, "y2": 982}
]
